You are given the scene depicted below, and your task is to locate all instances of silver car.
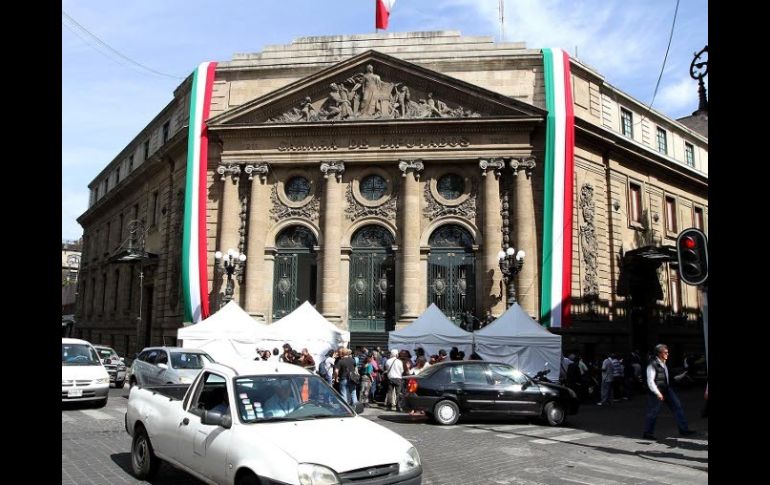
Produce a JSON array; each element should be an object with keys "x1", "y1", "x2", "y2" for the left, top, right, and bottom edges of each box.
[
  {"x1": 94, "y1": 345, "x2": 127, "y2": 388},
  {"x1": 129, "y1": 347, "x2": 214, "y2": 387}
]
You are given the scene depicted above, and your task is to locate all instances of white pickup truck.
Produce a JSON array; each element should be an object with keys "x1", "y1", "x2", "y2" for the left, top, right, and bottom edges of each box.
[{"x1": 125, "y1": 360, "x2": 422, "y2": 485}]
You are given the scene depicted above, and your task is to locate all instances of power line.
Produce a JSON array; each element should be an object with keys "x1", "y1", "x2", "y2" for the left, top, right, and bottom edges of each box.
[{"x1": 62, "y1": 10, "x2": 184, "y2": 80}]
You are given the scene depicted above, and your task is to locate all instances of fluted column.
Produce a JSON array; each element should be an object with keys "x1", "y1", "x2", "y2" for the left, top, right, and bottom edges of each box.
[
  {"x1": 479, "y1": 159, "x2": 506, "y2": 316},
  {"x1": 320, "y1": 161, "x2": 345, "y2": 324},
  {"x1": 511, "y1": 157, "x2": 538, "y2": 316},
  {"x1": 398, "y1": 160, "x2": 424, "y2": 325},
  {"x1": 217, "y1": 163, "x2": 242, "y2": 306},
  {"x1": 244, "y1": 163, "x2": 270, "y2": 318}
]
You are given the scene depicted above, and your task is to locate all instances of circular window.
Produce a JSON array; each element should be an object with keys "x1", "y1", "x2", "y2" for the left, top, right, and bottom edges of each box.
[
  {"x1": 360, "y1": 175, "x2": 387, "y2": 201},
  {"x1": 437, "y1": 174, "x2": 464, "y2": 200},
  {"x1": 285, "y1": 176, "x2": 311, "y2": 202}
]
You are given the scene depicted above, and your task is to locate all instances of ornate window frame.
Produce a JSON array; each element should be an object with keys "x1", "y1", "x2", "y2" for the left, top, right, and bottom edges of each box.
[
  {"x1": 351, "y1": 168, "x2": 394, "y2": 207},
  {"x1": 276, "y1": 170, "x2": 317, "y2": 208},
  {"x1": 430, "y1": 172, "x2": 472, "y2": 207}
]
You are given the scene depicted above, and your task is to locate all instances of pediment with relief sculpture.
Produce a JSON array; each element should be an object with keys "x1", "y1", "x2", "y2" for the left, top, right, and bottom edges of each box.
[{"x1": 208, "y1": 50, "x2": 544, "y2": 127}]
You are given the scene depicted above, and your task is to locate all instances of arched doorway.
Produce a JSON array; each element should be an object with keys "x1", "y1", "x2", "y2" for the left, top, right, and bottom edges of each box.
[
  {"x1": 348, "y1": 225, "x2": 396, "y2": 332},
  {"x1": 427, "y1": 224, "x2": 476, "y2": 326},
  {"x1": 272, "y1": 226, "x2": 318, "y2": 320}
]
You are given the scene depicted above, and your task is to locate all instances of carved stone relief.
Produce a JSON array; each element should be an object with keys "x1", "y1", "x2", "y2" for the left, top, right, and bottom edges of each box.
[
  {"x1": 423, "y1": 181, "x2": 477, "y2": 219},
  {"x1": 269, "y1": 185, "x2": 320, "y2": 221},
  {"x1": 579, "y1": 183, "x2": 599, "y2": 299},
  {"x1": 237, "y1": 182, "x2": 248, "y2": 284},
  {"x1": 320, "y1": 161, "x2": 345, "y2": 181},
  {"x1": 268, "y1": 64, "x2": 482, "y2": 123},
  {"x1": 345, "y1": 184, "x2": 398, "y2": 221},
  {"x1": 244, "y1": 163, "x2": 270, "y2": 183}
]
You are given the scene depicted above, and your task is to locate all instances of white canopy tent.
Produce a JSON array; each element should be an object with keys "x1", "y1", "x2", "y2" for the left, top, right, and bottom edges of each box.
[
  {"x1": 474, "y1": 303, "x2": 562, "y2": 378},
  {"x1": 388, "y1": 304, "x2": 474, "y2": 357},
  {"x1": 177, "y1": 301, "x2": 269, "y2": 365},
  {"x1": 255, "y1": 301, "x2": 350, "y2": 369}
]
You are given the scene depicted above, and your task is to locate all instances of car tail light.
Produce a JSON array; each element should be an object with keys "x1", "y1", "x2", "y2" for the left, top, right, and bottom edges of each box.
[{"x1": 407, "y1": 379, "x2": 418, "y2": 393}]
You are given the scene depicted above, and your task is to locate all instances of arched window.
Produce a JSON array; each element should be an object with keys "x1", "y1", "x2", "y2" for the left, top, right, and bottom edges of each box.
[
  {"x1": 349, "y1": 225, "x2": 395, "y2": 332},
  {"x1": 427, "y1": 224, "x2": 475, "y2": 326},
  {"x1": 273, "y1": 226, "x2": 318, "y2": 319}
]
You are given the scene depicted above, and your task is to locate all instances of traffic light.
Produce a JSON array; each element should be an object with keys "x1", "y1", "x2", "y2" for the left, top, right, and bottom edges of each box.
[{"x1": 676, "y1": 228, "x2": 708, "y2": 286}]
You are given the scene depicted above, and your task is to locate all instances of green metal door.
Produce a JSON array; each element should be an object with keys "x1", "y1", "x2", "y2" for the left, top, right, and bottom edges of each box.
[
  {"x1": 272, "y1": 226, "x2": 317, "y2": 320},
  {"x1": 348, "y1": 226, "x2": 395, "y2": 332},
  {"x1": 427, "y1": 225, "x2": 476, "y2": 326}
]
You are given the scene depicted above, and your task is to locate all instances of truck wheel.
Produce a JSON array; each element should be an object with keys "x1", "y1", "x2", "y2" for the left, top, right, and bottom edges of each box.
[
  {"x1": 131, "y1": 427, "x2": 161, "y2": 479},
  {"x1": 433, "y1": 400, "x2": 460, "y2": 425}
]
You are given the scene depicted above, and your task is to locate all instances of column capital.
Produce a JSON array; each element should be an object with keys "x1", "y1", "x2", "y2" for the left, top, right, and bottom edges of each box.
[
  {"x1": 217, "y1": 163, "x2": 242, "y2": 183},
  {"x1": 398, "y1": 159, "x2": 424, "y2": 180},
  {"x1": 479, "y1": 158, "x2": 506, "y2": 178},
  {"x1": 244, "y1": 163, "x2": 270, "y2": 183},
  {"x1": 320, "y1": 161, "x2": 345, "y2": 181},
  {"x1": 510, "y1": 156, "x2": 537, "y2": 178}
]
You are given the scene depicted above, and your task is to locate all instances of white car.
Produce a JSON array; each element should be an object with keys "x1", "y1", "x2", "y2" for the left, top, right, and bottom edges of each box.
[
  {"x1": 62, "y1": 338, "x2": 110, "y2": 407},
  {"x1": 126, "y1": 361, "x2": 422, "y2": 485},
  {"x1": 129, "y1": 346, "x2": 214, "y2": 387}
]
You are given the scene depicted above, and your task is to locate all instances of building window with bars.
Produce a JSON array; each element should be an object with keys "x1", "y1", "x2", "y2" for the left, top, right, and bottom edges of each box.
[
  {"x1": 685, "y1": 143, "x2": 695, "y2": 167},
  {"x1": 693, "y1": 206, "x2": 704, "y2": 230},
  {"x1": 162, "y1": 121, "x2": 170, "y2": 143},
  {"x1": 629, "y1": 182, "x2": 642, "y2": 224},
  {"x1": 621, "y1": 108, "x2": 633, "y2": 138},
  {"x1": 656, "y1": 127, "x2": 668, "y2": 154}
]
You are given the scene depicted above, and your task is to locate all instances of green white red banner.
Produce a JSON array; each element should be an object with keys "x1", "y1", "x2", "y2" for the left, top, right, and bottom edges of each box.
[
  {"x1": 540, "y1": 48, "x2": 574, "y2": 329},
  {"x1": 182, "y1": 62, "x2": 217, "y2": 323}
]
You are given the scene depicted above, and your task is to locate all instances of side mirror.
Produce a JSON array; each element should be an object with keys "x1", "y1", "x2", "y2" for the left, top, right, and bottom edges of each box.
[
  {"x1": 157, "y1": 363, "x2": 168, "y2": 370},
  {"x1": 354, "y1": 402, "x2": 365, "y2": 414},
  {"x1": 201, "y1": 410, "x2": 232, "y2": 429},
  {"x1": 103, "y1": 358, "x2": 111, "y2": 365},
  {"x1": 120, "y1": 357, "x2": 125, "y2": 362}
]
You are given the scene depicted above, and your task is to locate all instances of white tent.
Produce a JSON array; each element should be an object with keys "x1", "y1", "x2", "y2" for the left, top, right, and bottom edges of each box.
[
  {"x1": 255, "y1": 301, "x2": 350, "y2": 370},
  {"x1": 388, "y1": 304, "x2": 474, "y2": 358},
  {"x1": 177, "y1": 301, "x2": 269, "y2": 365},
  {"x1": 474, "y1": 303, "x2": 562, "y2": 378}
]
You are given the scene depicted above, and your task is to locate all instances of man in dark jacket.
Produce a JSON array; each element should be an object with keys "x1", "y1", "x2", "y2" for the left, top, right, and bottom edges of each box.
[{"x1": 643, "y1": 344, "x2": 696, "y2": 440}]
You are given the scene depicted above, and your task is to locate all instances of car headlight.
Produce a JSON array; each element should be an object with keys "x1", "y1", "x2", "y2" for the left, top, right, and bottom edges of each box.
[
  {"x1": 297, "y1": 463, "x2": 339, "y2": 485},
  {"x1": 93, "y1": 378, "x2": 110, "y2": 384},
  {"x1": 179, "y1": 376, "x2": 193, "y2": 384},
  {"x1": 398, "y1": 447, "x2": 421, "y2": 474}
]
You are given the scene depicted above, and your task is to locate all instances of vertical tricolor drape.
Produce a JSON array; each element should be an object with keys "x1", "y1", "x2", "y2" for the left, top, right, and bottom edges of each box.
[
  {"x1": 376, "y1": 0, "x2": 396, "y2": 30},
  {"x1": 540, "y1": 48, "x2": 575, "y2": 329},
  {"x1": 182, "y1": 62, "x2": 217, "y2": 323}
]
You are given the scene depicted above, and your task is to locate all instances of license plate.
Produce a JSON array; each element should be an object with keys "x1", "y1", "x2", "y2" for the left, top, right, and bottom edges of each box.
[{"x1": 68, "y1": 389, "x2": 83, "y2": 398}]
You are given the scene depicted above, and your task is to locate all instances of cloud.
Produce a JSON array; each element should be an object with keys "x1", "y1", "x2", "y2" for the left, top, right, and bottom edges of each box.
[{"x1": 655, "y1": 77, "x2": 700, "y2": 119}]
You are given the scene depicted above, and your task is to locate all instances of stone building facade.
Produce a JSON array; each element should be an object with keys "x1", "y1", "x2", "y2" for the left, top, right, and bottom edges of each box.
[{"x1": 76, "y1": 32, "x2": 708, "y2": 361}]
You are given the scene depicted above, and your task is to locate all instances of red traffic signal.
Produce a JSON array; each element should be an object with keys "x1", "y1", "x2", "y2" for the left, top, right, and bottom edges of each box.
[{"x1": 676, "y1": 228, "x2": 708, "y2": 286}]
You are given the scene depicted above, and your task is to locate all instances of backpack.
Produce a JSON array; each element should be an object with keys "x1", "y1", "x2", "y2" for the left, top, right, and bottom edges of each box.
[
  {"x1": 318, "y1": 358, "x2": 329, "y2": 378},
  {"x1": 349, "y1": 361, "x2": 361, "y2": 384}
]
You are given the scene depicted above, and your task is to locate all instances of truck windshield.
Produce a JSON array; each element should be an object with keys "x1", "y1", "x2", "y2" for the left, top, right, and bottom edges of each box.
[
  {"x1": 234, "y1": 375, "x2": 354, "y2": 423},
  {"x1": 62, "y1": 344, "x2": 100, "y2": 366}
]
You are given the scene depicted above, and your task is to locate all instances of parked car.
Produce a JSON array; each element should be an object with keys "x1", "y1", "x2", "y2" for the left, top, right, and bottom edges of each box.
[
  {"x1": 62, "y1": 338, "x2": 110, "y2": 407},
  {"x1": 94, "y1": 345, "x2": 127, "y2": 388},
  {"x1": 129, "y1": 347, "x2": 214, "y2": 387},
  {"x1": 126, "y1": 361, "x2": 422, "y2": 484},
  {"x1": 402, "y1": 361, "x2": 580, "y2": 426}
]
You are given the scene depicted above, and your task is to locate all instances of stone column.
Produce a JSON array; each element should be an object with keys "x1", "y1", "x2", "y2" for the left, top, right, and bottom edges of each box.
[
  {"x1": 216, "y1": 163, "x2": 242, "y2": 306},
  {"x1": 244, "y1": 163, "x2": 270, "y2": 319},
  {"x1": 511, "y1": 157, "x2": 538, "y2": 317},
  {"x1": 319, "y1": 161, "x2": 345, "y2": 324},
  {"x1": 398, "y1": 160, "x2": 424, "y2": 325},
  {"x1": 479, "y1": 159, "x2": 506, "y2": 316}
]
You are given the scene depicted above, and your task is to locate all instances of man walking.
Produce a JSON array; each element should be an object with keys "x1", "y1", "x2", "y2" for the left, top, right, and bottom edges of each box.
[{"x1": 643, "y1": 344, "x2": 696, "y2": 440}]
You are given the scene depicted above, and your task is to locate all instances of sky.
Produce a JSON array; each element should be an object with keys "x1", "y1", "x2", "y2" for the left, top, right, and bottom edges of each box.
[{"x1": 62, "y1": 0, "x2": 708, "y2": 241}]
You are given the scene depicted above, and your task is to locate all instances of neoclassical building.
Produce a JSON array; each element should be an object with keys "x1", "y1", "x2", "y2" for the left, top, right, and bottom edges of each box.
[{"x1": 76, "y1": 32, "x2": 708, "y2": 360}]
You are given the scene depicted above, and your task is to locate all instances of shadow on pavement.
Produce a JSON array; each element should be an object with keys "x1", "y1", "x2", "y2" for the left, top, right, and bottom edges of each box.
[{"x1": 110, "y1": 453, "x2": 206, "y2": 484}]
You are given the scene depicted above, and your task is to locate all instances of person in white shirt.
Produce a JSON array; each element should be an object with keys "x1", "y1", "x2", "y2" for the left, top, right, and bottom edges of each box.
[
  {"x1": 643, "y1": 344, "x2": 695, "y2": 440},
  {"x1": 384, "y1": 349, "x2": 403, "y2": 411},
  {"x1": 264, "y1": 380, "x2": 299, "y2": 418}
]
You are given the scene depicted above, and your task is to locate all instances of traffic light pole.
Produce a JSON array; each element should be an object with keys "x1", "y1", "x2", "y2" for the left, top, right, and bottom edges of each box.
[{"x1": 701, "y1": 284, "x2": 708, "y2": 369}]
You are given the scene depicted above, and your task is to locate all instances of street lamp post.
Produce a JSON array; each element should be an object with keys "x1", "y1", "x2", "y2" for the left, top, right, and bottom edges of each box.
[
  {"x1": 215, "y1": 249, "x2": 246, "y2": 308},
  {"x1": 497, "y1": 247, "x2": 525, "y2": 308}
]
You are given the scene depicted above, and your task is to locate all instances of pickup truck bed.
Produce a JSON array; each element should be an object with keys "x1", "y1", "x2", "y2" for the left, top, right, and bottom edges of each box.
[{"x1": 136, "y1": 384, "x2": 190, "y2": 401}]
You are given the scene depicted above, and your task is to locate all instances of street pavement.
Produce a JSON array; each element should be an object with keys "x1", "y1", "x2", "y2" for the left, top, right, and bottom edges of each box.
[{"x1": 62, "y1": 385, "x2": 707, "y2": 484}]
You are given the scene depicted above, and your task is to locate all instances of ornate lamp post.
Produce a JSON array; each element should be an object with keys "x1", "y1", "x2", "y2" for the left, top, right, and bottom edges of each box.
[
  {"x1": 215, "y1": 249, "x2": 246, "y2": 307},
  {"x1": 497, "y1": 247, "x2": 525, "y2": 308}
]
